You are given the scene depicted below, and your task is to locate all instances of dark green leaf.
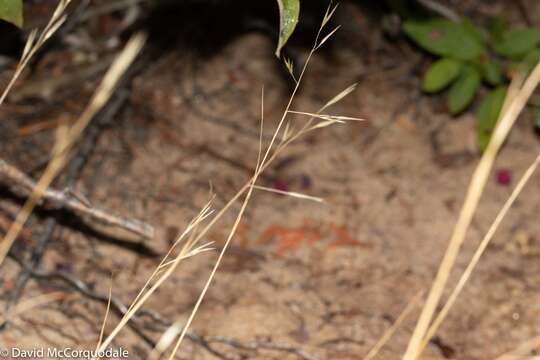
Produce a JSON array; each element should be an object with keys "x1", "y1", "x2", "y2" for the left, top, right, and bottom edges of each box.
[
  {"x1": 480, "y1": 60, "x2": 503, "y2": 85},
  {"x1": 403, "y1": 19, "x2": 485, "y2": 60},
  {"x1": 275, "y1": 0, "x2": 300, "y2": 57},
  {"x1": 520, "y1": 48, "x2": 540, "y2": 75},
  {"x1": 447, "y1": 65, "x2": 481, "y2": 115},
  {"x1": 476, "y1": 87, "x2": 506, "y2": 151},
  {"x1": 462, "y1": 18, "x2": 485, "y2": 44},
  {"x1": 0, "y1": 0, "x2": 23, "y2": 28},
  {"x1": 493, "y1": 28, "x2": 540, "y2": 58},
  {"x1": 422, "y1": 58, "x2": 462, "y2": 92},
  {"x1": 488, "y1": 16, "x2": 507, "y2": 42}
]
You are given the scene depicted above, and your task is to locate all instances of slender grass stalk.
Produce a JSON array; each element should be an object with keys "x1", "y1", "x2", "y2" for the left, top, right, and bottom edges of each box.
[
  {"x1": 96, "y1": 277, "x2": 114, "y2": 352},
  {"x1": 0, "y1": 0, "x2": 72, "y2": 106},
  {"x1": 0, "y1": 33, "x2": 146, "y2": 266},
  {"x1": 403, "y1": 62, "x2": 540, "y2": 360},
  {"x1": 418, "y1": 153, "x2": 540, "y2": 352},
  {"x1": 132, "y1": 4, "x2": 366, "y2": 358},
  {"x1": 363, "y1": 290, "x2": 424, "y2": 360},
  {"x1": 94, "y1": 204, "x2": 214, "y2": 354}
]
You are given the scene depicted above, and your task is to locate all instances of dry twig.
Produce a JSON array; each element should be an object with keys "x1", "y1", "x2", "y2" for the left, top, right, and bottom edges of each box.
[
  {"x1": 0, "y1": 33, "x2": 147, "y2": 265},
  {"x1": 0, "y1": 159, "x2": 153, "y2": 239}
]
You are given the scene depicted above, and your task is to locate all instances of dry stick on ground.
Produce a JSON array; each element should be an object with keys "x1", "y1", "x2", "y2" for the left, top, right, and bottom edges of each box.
[
  {"x1": 5, "y1": 90, "x2": 131, "y2": 316},
  {"x1": 9, "y1": 254, "x2": 315, "y2": 360},
  {"x1": 416, "y1": 0, "x2": 460, "y2": 22},
  {"x1": 418, "y1": 153, "x2": 540, "y2": 353},
  {"x1": 7, "y1": 253, "x2": 168, "y2": 350},
  {"x1": 205, "y1": 336, "x2": 319, "y2": 360},
  {"x1": 0, "y1": 159, "x2": 153, "y2": 239},
  {"x1": 402, "y1": 63, "x2": 540, "y2": 360},
  {"x1": 0, "y1": 33, "x2": 147, "y2": 266}
]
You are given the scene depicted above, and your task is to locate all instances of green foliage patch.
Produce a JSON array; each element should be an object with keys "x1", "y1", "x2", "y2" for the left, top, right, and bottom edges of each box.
[
  {"x1": 403, "y1": 16, "x2": 540, "y2": 151},
  {"x1": 0, "y1": 0, "x2": 23, "y2": 27}
]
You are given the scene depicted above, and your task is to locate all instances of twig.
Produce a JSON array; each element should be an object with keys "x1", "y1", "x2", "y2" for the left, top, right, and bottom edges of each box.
[
  {"x1": 6, "y1": 219, "x2": 57, "y2": 313},
  {"x1": 6, "y1": 90, "x2": 131, "y2": 315},
  {"x1": 207, "y1": 336, "x2": 319, "y2": 360},
  {"x1": 7, "y1": 254, "x2": 250, "y2": 360},
  {"x1": 0, "y1": 33, "x2": 147, "y2": 266},
  {"x1": 0, "y1": 158, "x2": 153, "y2": 239},
  {"x1": 7, "y1": 254, "x2": 157, "y2": 348},
  {"x1": 417, "y1": 0, "x2": 460, "y2": 22}
]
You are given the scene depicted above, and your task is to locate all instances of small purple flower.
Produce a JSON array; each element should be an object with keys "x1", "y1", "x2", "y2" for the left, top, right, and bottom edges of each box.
[
  {"x1": 301, "y1": 174, "x2": 312, "y2": 189},
  {"x1": 496, "y1": 169, "x2": 511, "y2": 186},
  {"x1": 273, "y1": 179, "x2": 289, "y2": 193}
]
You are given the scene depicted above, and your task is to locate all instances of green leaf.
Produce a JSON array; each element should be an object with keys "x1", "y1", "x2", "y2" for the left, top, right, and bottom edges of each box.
[
  {"x1": 275, "y1": 0, "x2": 300, "y2": 58},
  {"x1": 480, "y1": 60, "x2": 503, "y2": 85},
  {"x1": 462, "y1": 18, "x2": 486, "y2": 44},
  {"x1": 403, "y1": 19, "x2": 485, "y2": 60},
  {"x1": 488, "y1": 16, "x2": 507, "y2": 42},
  {"x1": 0, "y1": 0, "x2": 23, "y2": 28},
  {"x1": 476, "y1": 87, "x2": 506, "y2": 151},
  {"x1": 447, "y1": 65, "x2": 481, "y2": 115},
  {"x1": 493, "y1": 28, "x2": 540, "y2": 58},
  {"x1": 422, "y1": 58, "x2": 462, "y2": 92},
  {"x1": 520, "y1": 48, "x2": 540, "y2": 75}
]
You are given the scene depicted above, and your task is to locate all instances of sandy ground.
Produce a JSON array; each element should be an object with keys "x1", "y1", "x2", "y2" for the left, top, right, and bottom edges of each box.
[{"x1": 1, "y1": 2, "x2": 540, "y2": 359}]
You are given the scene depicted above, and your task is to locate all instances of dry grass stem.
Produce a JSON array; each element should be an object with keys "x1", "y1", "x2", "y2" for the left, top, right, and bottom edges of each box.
[
  {"x1": 96, "y1": 277, "x2": 114, "y2": 352},
  {"x1": 144, "y1": 5, "x2": 361, "y2": 357},
  {"x1": 403, "y1": 61, "x2": 540, "y2": 360},
  {"x1": 252, "y1": 185, "x2": 324, "y2": 203},
  {"x1": 363, "y1": 290, "x2": 424, "y2": 360},
  {"x1": 94, "y1": 202, "x2": 214, "y2": 355},
  {"x1": 0, "y1": 33, "x2": 146, "y2": 266},
  {"x1": 419, "y1": 153, "x2": 540, "y2": 352},
  {"x1": 0, "y1": 0, "x2": 72, "y2": 106}
]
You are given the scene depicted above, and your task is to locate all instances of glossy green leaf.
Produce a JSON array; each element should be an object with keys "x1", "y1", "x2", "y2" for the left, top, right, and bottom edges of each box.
[
  {"x1": 476, "y1": 87, "x2": 506, "y2": 151},
  {"x1": 275, "y1": 0, "x2": 300, "y2": 57},
  {"x1": 422, "y1": 58, "x2": 462, "y2": 93},
  {"x1": 447, "y1": 65, "x2": 481, "y2": 115},
  {"x1": 403, "y1": 19, "x2": 485, "y2": 60},
  {"x1": 493, "y1": 28, "x2": 540, "y2": 58},
  {"x1": 0, "y1": 0, "x2": 23, "y2": 28},
  {"x1": 480, "y1": 60, "x2": 503, "y2": 85}
]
